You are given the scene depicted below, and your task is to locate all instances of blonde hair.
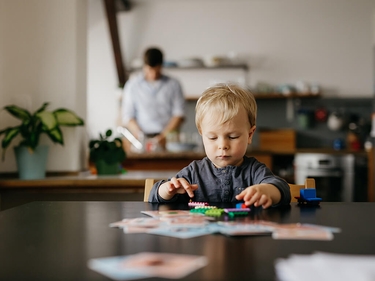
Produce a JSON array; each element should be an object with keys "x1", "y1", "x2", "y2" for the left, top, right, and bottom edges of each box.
[{"x1": 195, "y1": 83, "x2": 257, "y2": 133}]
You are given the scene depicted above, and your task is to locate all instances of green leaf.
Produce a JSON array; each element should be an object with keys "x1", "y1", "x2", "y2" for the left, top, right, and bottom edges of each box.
[
  {"x1": 36, "y1": 111, "x2": 57, "y2": 131},
  {"x1": 35, "y1": 102, "x2": 49, "y2": 114},
  {"x1": 4, "y1": 105, "x2": 31, "y2": 122},
  {"x1": 54, "y1": 109, "x2": 84, "y2": 126},
  {"x1": 46, "y1": 127, "x2": 64, "y2": 145},
  {"x1": 1, "y1": 127, "x2": 20, "y2": 149},
  {"x1": 1, "y1": 127, "x2": 20, "y2": 161}
]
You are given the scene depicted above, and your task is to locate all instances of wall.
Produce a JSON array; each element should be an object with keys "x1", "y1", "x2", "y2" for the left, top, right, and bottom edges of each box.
[
  {"x1": 1, "y1": 1, "x2": 374, "y2": 173},
  {"x1": 120, "y1": 0, "x2": 374, "y2": 97},
  {"x1": 88, "y1": 0, "x2": 375, "y2": 144},
  {"x1": 0, "y1": 0, "x2": 87, "y2": 173}
]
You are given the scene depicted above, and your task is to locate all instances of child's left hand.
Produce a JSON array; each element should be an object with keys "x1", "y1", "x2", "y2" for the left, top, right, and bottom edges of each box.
[{"x1": 235, "y1": 184, "x2": 281, "y2": 209}]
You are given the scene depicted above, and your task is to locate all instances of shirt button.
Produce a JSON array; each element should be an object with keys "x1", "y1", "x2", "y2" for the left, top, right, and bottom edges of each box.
[
  {"x1": 222, "y1": 170, "x2": 226, "y2": 173},
  {"x1": 225, "y1": 180, "x2": 230, "y2": 185},
  {"x1": 224, "y1": 191, "x2": 229, "y2": 195}
]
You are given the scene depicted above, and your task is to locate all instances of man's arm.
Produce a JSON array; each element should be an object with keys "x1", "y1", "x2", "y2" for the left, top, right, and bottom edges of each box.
[
  {"x1": 155, "y1": 116, "x2": 185, "y2": 146},
  {"x1": 126, "y1": 118, "x2": 143, "y2": 140}
]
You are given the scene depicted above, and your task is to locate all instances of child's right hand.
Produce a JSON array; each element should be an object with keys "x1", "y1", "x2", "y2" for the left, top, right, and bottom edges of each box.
[{"x1": 158, "y1": 177, "x2": 198, "y2": 200}]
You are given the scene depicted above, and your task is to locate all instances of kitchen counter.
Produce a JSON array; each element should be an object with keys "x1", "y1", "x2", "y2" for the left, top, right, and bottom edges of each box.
[
  {"x1": 124, "y1": 148, "x2": 368, "y2": 171},
  {"x1": 0, "y1": 170, "x2": 177, "y2": 211},
  {"x1": 124, "y1": 149, "x2": 275, "y2": 170},
  {"x1": 126, "y1": 148, "x2": 368, "y2": 158},
  {"x1": 1, "y1": 148, "x2": 372, "y2": 210}
]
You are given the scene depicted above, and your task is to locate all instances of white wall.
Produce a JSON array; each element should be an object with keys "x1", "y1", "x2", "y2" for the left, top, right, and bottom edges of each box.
[
  {"x1": 87, "y1": 0, "x2": 375, "y2": 141},
  {"x1": 0, "y1": 0, "x2": 87, "y2": 173},
  {"x1": 1, "y1": 0, "x2": 374, "y2": 173}
]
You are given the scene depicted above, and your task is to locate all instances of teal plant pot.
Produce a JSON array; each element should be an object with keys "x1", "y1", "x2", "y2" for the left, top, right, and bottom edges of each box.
[
  {"x1": 14, "y1": 145, "x2": 49, "y2": 179},
  {"x1": 95, "y1": 160, "x2": 121, "y2": 175}
]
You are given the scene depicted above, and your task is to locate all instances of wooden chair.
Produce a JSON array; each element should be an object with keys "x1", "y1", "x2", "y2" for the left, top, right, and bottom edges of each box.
[
  {"x1": 143, "y1": 178, "x2": 316, "y2": 203},
  {"x1": 144, "y1": 178, "x2": 156, "y2": 202},
  {"x1": 289, "y1": 178, "x2": 316, "y2": 202}
]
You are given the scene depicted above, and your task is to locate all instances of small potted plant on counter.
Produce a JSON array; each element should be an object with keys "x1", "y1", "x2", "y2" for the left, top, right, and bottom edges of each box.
[
  {"x1": 0, "y1": 102, "x2": 84, "y2": 179},
  {"x1": 89, "y1": 129, "x2": 126, "y2": 175}
]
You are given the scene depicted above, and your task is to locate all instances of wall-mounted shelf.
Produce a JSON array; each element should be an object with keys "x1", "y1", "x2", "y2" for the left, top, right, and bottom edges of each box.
[
  {"x1": 253, "y1": 93, "x2": 321, "y2": 100},
  {"x1": 128, "y1": 64, "x2": 249, "y2": 72},
  {"x1": 186, "y1": 93, "x2": 321, "y2": 101}
]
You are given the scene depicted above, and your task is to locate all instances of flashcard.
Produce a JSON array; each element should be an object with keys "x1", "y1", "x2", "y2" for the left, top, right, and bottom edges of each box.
[
  {"x1": 272, "y1": 223, "x2": 335, "y2": 240},
  {"x1": 217, "y1": 221, "x2": 274, "y2": 236},
  {"x1": 161, "y1": 216, "x2": 212, "y2": 227},
  {"x1": 109, "y1": 218, "x2": 161, "y2": 228},
  {"x1": 141, "y1": 210, "x2": 200, "y2": 219},
  {"x1": 109, "y1": 218, "x2": 162, "y2": 233},
  {"x1": 148, "y1": 225, "x2": 216, "y2": 239},
  {"x1": 88, "y1": 252, "x2": 208, "y2": 280}
]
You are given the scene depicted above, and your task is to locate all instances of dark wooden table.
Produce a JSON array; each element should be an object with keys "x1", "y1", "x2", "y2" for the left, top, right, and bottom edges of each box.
[{"x1": 1, "y1": 201, "x2": 375, "y2": 281}]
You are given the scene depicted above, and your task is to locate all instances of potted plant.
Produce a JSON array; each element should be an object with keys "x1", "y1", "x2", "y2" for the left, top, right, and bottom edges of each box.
[
  {"x1": 0, "y1": 102, "x2": 84, "y2": 179},
  {"x1": 89, "y1": 129, "x2": 126, "y2": 175}
]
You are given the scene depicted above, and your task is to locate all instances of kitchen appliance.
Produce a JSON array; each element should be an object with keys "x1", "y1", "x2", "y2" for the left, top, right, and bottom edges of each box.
[{"x1": 294, "y1": 153, "x2": 367, "y2": 202}]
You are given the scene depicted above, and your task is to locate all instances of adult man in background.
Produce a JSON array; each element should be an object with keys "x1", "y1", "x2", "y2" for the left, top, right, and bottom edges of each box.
[{"x1": 122, "y1": 47, "x2": 185, "y2": 150}]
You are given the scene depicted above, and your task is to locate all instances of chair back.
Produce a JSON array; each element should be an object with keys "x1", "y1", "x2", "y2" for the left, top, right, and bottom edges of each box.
[
  {"x1": 144, "y1": 178, "x2": 156, "y2": 202},
  {"x1": 289, "y1": 178, "x2": 316, "y2": 202}
]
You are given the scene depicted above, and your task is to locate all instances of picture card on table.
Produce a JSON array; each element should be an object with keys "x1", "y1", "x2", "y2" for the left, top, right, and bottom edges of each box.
[
  {"x1": 141, "y1": 210, "x2": 201, "y2": 219},
  {"x1": 109, "y1": 218, "x2": 162, "y2": 233},
  {"x1": 216, "y1": 221, "x2": 274, "y2": 236},
  {"x1": 272, "y1": 223, "x2": 336, "y2": 241},
  {"x1": 148, "y1": 225, "x2": 216, "y2": 239},
  {"x1": 88, "y1": 252, "x2": 208, "y2": 280}
]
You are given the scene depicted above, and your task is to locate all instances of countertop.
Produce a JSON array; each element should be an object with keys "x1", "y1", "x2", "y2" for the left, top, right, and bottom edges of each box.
[
  {"x1": 0, "y1": 170, "x2": 178, "y2": 189},
  {"x1": 126, "y1": 148, "x2": 369, "y2": 159}
]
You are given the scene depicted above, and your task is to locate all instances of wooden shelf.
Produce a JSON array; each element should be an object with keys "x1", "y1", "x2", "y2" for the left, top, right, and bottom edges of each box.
[
  {"x1": 186, "y1": 93, "x2": 321, "y2": 101},
  {"x1": 254, "y1": 93, "x2": 321, "y2": 99},
  {"x1": 129, "y1": 64, "x2": 249, "y2": 72}
]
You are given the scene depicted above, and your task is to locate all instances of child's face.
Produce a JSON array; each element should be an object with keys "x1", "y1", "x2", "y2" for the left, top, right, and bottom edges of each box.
[{"x1": 200, "y1": 106, "x2": 255, "y2": 168}]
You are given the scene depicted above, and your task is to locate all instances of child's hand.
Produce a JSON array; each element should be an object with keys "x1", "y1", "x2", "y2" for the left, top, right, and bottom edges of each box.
[
  {"x1": 235, "y1": 184, "x2": 281, "y2": 209},
  {"x1": 158, "y1": 177, "x2": 198, "y2": 200}
]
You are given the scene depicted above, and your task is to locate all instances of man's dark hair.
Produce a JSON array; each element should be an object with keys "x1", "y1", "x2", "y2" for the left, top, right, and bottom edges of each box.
[{"x1": 144, "y1": 48, "x2": 163, "y2": 67}]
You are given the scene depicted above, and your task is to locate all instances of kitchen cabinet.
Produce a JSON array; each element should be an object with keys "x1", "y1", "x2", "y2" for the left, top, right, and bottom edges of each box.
[{"x1": 124, "y1": 151, "x2": 273, "y2": 172}]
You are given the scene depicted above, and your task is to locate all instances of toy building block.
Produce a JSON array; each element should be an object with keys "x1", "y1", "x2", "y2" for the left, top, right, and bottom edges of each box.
[
  {"x1": 190, "y1": 208, "x2": 209, "y2": 215},
  {"x1": 236, "y1": 202, "x2": 247, "y2": 209},
  {"x1": 224, "y1": 208, "x2": 250, "y2": 218},
  {"x1": 190, "y1": 206, "x2": 216, "y2": 215},
  {"x1": 295, "y1": 188, "x2": 322, "y2": 205},
  {"x1": 188, "y1": 201, "x2": 209, "y2": 207},
  {"x1": 224, "y1": 208, "x2": 251, "y2": 213},
  {"x1": 204, "y1": 209, "x2": 224, "y2": 217}
]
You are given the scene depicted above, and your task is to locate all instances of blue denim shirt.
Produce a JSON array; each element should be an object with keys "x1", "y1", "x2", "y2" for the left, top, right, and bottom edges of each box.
[{"x1": 122, "y1": 73, "x2": 185, "y2": 135}]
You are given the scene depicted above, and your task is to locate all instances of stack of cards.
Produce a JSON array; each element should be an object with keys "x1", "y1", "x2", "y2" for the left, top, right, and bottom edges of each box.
[
  {"x1": 110, "y1": 215, "x2": 215, "y2": 239},
  {"x1": 88, "y1": 252, "x2": 208, "y2": 280},
  {"x1": 110, "y1": 210, "x2": 341, "y2": 241}
]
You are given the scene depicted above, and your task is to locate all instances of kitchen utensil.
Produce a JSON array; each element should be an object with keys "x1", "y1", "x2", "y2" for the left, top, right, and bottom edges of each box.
[
  {"x1": 327, "y1": 112, "x2": 345, "y2": 131},
  {"x1": 117, "y1": 126, "x2": 143, "y2": 151}
]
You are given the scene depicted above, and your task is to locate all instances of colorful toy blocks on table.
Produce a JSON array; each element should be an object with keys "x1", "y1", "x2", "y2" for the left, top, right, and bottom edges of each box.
[
  {"x1": 190, "y1": 206, "x2": 217, "y2": 215},
  {"x1": 188, "y1": 201, "x2": 209, "y2": 207},
  {"x1": 295, "y1": 188, "x2": 322, "y2": 205},
  {"x1": 236, "y1": 202, "x2": 247, "y2": 209},
  {"x1": 188, "y1": 201, "x2": 251, "y2": 217},
  {"x1": 224, "y1": 208, "x2": 251, "y2": 217},
  {"x1": 204, "y1": 208, "x2": 224, "y2": 217}
]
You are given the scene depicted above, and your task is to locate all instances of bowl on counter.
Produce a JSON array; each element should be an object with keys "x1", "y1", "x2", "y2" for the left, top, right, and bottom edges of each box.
[{"x1": 166, "y1": 142, "x2": 197, "y2": 152}]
